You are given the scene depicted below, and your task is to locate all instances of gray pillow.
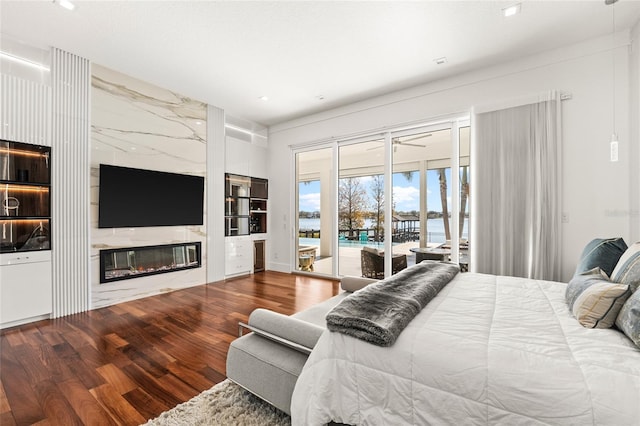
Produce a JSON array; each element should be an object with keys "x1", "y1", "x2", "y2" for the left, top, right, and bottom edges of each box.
[
  {"x1": 615, "y1": 290, "x2": 640, "y2": 348},
  {"x1": 574, "y1": 238, "x2": 627, "y2": 278},
  {"x1": 611, "y1": 242, "x2": 640, "y2": 292},
  {"x1": 566, "y1": 274, "x2": 631, "y2": 329}
]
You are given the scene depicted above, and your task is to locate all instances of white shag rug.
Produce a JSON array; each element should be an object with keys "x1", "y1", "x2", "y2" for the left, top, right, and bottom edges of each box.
[{"x1": 143, "y1": 379, "x2": 291, "y2": 426}]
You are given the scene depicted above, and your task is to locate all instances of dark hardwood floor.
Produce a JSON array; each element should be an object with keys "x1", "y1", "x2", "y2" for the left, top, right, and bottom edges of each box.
[{"x1": 0, "y1": 271, "x2": 340, "y2": 425}]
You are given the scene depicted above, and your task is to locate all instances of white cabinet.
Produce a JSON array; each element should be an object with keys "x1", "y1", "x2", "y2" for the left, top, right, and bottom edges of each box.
[
  {"x1": 226, "y1": 136, "x2": 269, "y2": 179},
  {"x1": 250, "y1": 145, "x2": 268, "y2": 179},
  {"x1": 0, "y1": 251, "x2": 52, "y2": 327},
  {"x1": 225, "y1": 137, "x2": 250, "y2": 176},
  {"x1": 225, "y1": 236, "x2": 253, "y2": 277}
]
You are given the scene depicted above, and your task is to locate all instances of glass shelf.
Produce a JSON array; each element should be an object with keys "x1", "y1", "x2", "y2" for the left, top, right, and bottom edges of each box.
[
  {"x1": 0, "y1": 140, "x2": 51, "y2": 253},
  {"x1": 0, "y1": 219, "x2": 50, "y2": 252}
]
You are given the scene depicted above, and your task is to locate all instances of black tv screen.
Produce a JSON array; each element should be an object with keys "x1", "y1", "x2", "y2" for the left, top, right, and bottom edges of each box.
[{"x1": 99, "y1": 164, "x2": 204, "y2": 228}]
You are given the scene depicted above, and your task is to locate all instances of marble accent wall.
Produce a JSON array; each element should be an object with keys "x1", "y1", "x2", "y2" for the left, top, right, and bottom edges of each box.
[{"x1": 91, "y1": 64, "x2": 207, "y2": 308}]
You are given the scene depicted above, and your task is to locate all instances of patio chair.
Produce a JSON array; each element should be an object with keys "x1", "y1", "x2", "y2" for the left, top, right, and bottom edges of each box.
[{"x1": 360, "y1": 246, "x2": 407, "y2": 279}]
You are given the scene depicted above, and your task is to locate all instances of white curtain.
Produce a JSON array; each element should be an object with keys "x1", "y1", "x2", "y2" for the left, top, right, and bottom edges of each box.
[{"x1": 472, "y1": 92, "x2": 562, "y2": 281}]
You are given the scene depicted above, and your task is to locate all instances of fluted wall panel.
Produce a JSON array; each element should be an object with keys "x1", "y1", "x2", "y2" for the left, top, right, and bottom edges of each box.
[
  {"x1": 207, "y1": 105, "x2": 226, "y2": 283},
  {"x1": 0, "y1": 74, "x2": 51, "y2": 146},
  {"x1": 50, "y1": 48, "x2": 91, "y2": 318}
]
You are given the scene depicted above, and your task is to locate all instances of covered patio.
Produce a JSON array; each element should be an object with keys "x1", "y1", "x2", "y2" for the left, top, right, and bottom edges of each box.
[{"x1": 296, "y1": 125, "x2": 470, "y2": 278}]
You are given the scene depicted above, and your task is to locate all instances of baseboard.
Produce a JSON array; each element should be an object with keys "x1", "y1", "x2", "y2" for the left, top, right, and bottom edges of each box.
[
  {"x1": 1, "y1": 313, "x2": 50, "y2": 330},
  {"x1": 267, "y1": 261, "x2": 290, "y2": 273}
]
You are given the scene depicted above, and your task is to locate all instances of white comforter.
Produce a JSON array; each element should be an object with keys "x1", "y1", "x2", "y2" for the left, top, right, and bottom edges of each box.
[{"x1": 291, "y1": 273, "x2": 640, "y2": 425}]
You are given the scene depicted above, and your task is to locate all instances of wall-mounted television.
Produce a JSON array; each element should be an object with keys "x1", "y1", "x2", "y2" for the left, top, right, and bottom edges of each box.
[{"x1": 98, "y1": 164, "x2": 204, "y2": 228}]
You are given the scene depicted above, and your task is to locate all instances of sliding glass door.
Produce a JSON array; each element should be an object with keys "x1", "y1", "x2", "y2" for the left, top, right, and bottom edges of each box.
[
  {"x1": 458, "y1": 125, "x2": 471, "y2": 270},
  {"x1": 338, "y1": 138, "x2": 385, "y2": 277},
  {"x1": 293, "y1": 116, "x2": 470, "y2": 278},
  {"x1": 295, "y1": 147, "x2": 334, "y2": 275},
  {"x1": 391, "y1": 127, "x2": 450, "y2": 261}
]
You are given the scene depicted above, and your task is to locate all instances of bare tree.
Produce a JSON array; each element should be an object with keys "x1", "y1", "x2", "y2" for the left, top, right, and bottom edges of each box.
[
  {"x1": 338, "y1": 177, "x2": 368, "y2": 238},
  {"x1": 369, "y1": 175, "x2": 384, "y2": 241}
]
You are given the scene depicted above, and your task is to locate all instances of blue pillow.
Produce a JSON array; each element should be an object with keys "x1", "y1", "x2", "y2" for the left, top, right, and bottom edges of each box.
[{"x1": 574, "y1": 238, "x2": 627, "y2": 278}]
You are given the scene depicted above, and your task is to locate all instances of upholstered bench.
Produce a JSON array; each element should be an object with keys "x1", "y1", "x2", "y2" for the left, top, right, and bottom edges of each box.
[{"x1": 226, "y1": 276, "x2": 376, "y2": 414}]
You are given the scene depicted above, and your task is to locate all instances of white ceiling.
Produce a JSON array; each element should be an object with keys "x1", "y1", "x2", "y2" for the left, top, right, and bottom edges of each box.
[{"x1": 1, "y1": 1, "x2": 640, "y2": 127}]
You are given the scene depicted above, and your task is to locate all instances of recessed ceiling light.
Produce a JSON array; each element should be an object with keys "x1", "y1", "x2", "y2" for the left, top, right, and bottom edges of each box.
[
  {"x1": 502, "y1": 3, "x2": 521, "y2": 17},
  {"x1": 195, "y1": 121, "x2": 202, "y2": 125},
  {"x1": 316, "y1": 95, "x2": 325, "y2": 101},
  {"x1": 259, "y1": 96, "x2": 269, "y2": 101},
  {"x1": 434, "y1": 57, "x2": 447, "y2": 65},
  {"x1": 57, "y1": 0, "x2": 76, "y2": 11}
]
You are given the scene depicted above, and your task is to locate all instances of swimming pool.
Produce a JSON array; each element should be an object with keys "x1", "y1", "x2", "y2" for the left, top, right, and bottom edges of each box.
[{"x1": 299, "y1": 237, "x2": 391, "y2": 248}]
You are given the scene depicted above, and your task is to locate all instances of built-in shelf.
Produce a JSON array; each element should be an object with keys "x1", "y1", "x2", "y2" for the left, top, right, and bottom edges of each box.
[
  {"x1": 0, "y1": 140, "x2": 51, "y2": 253},
  {"x1": 250, "y1": 197, "x2": 267, "y2": 233},
  {"x1": 225, "y1": 173, "x2": 268, "y2": 236}
]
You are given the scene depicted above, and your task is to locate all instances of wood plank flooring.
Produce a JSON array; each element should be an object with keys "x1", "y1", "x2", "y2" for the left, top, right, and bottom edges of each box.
[{"x1": 0, "y1": 271, "x2": 340, "y2": 425}]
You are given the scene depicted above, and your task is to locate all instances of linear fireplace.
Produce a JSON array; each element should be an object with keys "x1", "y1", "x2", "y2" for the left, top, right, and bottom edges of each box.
[{"x1": 99, "y1": 242, "x2": 201, "y2": 284}]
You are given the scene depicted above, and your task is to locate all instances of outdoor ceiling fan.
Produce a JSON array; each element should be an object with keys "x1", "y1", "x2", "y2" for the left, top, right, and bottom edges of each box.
[{"x1": 366, "y1": 134, "x2": 432, "y2": 152}]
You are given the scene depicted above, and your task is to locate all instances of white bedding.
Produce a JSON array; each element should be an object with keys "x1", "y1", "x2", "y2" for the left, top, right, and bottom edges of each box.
[{"x1": 291, "y1": 273, "x2": 640, "y2": 425}]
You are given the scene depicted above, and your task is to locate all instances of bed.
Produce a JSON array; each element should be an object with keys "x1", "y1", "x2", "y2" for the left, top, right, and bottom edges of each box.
[{"x1": 291, "y1": 271, "x2": 640, "y2": 425}]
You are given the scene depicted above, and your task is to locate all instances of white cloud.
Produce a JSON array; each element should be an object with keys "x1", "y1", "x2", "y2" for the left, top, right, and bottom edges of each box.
[
  {"x1": 392, "y1": 185, "x2": 419, "y2": 210},
  {"x1": 299, "y1": 192, "x2": 320, "y2": 211}
]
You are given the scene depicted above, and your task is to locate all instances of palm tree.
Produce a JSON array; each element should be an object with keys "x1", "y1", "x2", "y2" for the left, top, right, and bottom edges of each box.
[
  {"x1": 369, "y1": 175, "x2": 384, "y2": 242},
  {"x1": 459, "y1": 166, "x2": 469, "y2": 238},
  {"x1": 437, "y1": 168, "x2": 451, "y2": 241},
  {"x1": 400, "y1": 171, "x2": 413, "y2": 182}
]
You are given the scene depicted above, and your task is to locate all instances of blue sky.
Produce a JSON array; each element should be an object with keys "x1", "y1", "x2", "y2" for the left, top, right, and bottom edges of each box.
[{"x1": 298, "y1": 169, "x2": 455, "y2": 213}]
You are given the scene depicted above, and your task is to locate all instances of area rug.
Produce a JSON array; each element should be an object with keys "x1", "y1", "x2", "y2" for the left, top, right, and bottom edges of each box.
[{"x1": 143, "y1": 379, "x2": 291, "y2": 425}]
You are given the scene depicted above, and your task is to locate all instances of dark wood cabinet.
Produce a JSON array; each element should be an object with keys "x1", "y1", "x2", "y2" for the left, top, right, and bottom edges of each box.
[
  {"x1": 250, "y1": 177, "x2": 268, "y2": 199},
  {"x1": 254, "y1": 240, "x2": 265, "y2": 272}
]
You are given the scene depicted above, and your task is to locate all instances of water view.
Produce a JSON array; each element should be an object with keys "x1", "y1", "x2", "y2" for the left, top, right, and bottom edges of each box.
[{"x1": 299, "y1": 217, "x2": 469, "y2": 245}]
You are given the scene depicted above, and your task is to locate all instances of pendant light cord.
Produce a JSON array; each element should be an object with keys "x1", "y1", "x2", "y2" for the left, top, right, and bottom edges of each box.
[{"x1": 612, "y1": 1, "x2": 616, "y2": 139}]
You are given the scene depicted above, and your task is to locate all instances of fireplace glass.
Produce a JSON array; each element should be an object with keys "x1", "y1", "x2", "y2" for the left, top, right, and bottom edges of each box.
[{"x1": 100, "y1": 242, "x2": 201, "y2": 283}]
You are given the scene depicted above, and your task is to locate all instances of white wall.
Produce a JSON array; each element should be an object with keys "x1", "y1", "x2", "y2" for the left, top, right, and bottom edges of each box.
[
  {"x1": 0, "y1": 37, "x2": 50, "y2": 145},
  {"x1": 268, "y1": 33, "x2": 638, "y2": 282},
  {"x1": 630, "y1": 21, "x2": 640, "y2": 243}
]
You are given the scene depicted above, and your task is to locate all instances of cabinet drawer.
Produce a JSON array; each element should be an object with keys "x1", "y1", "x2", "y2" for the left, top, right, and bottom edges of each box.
[
  {"x1": 225, "y1": 258, "x2": 251, "y2": 274},
  {"x1": 0, "y1": 250, "x2": 51, "y2": 266},
  {"x1": 225, "y1": 237, "x2": 251, "y2": 254},
  {"x1": 225, "y1": 237, "x2": 252, "y2": 275}
]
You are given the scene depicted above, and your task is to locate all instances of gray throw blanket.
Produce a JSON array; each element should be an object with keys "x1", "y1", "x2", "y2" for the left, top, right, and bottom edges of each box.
[{"x1": 326, "y1": 261, "x2": 460, "y2": 346}]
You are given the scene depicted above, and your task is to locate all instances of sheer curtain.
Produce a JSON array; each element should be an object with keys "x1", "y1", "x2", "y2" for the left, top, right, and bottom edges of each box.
[{"x1": 472, "y1": 92, "x2": 562, "y2": 281}]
